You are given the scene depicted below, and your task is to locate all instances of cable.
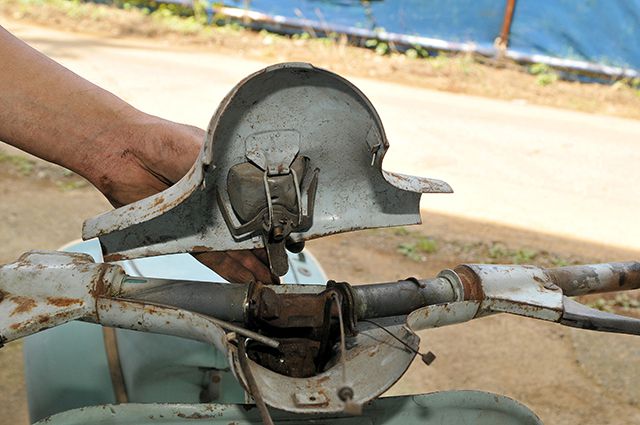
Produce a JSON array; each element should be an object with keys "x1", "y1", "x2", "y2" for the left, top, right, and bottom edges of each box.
[
  {"x1": 360, "y1": 319, "x2": 436, "y2": 365},
  {"x1": 237, "y1": 338, "x2": 275, "y2": 425}
]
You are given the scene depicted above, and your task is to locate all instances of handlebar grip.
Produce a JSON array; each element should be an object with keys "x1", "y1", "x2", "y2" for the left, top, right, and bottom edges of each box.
[{"x1": 546, "y1": 262, "x2": 640, "y2": 296}]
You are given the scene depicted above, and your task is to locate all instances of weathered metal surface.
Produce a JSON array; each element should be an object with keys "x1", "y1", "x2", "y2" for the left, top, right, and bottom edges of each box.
[
  {"x1": 230, "y1": 315, "x2": 419, "y2": 414},
  {"x1": 407, "y1": 301, "x2": 481, "y2": 332},
  {"x1": 0, "y1": 251, "x2": 125, "y2": 343},
  {"x1": 456, "y1": 264, "x2": 564, "y2": 322},
  {"x1": 127, "y1": 280, "x2": 250, "y2": 323},
  {"x1": 6, "y1": 246, "x2": 640, "y2": 417},
  {"x1": 351, "y1": 277, "x2": 459, "y2": 320},
  {"x1": 96, "y1": 298, "x2": 233, "y2": 353},
  {"x1": 546, "y1": 261, "x2": 640, "y2": 296},
  {"x1": 82, "y1": 62, "x2": 452, "y2": 273},
  {"x1": 34, "y1": 391, "x2": 542, "y2": 424}
]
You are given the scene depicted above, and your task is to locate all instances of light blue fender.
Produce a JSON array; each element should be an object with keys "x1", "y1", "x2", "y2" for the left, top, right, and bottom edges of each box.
[{"x1": 35, "y1": 391, "x2": 543, "y2": 425}]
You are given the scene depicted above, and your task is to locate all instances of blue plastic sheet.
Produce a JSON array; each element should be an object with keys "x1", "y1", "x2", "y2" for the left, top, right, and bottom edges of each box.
[
  {"x1": 224, "y1": 0, "x2": 639, "y2": 72},
  {"x1": 509, "y1": 0, "x2": 640, "y2": 70}
]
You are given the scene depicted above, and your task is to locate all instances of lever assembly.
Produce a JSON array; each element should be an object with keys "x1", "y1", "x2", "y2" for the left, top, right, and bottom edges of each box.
[{"x1": 81, "y1": 63, "x2": 452, "y2": 276}]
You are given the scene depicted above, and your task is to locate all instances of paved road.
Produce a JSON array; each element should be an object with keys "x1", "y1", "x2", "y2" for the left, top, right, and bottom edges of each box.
[{"x1": 6, "y1": 21, "x2": 640, "y2": 252}]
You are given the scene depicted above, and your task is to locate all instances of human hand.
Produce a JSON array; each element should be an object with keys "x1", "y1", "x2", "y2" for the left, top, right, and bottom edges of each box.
[
  {"x1": 0, "y1": 26, "x2": 276, "y2": 284},
  {"x1": 92, "y1": 115, "x2": 277, "y2": 284}
]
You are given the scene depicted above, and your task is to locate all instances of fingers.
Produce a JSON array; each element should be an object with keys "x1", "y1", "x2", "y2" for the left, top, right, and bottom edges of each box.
[
  {"x1": 227, "y1": 250, "x2": 276, "y2": 284},
  {"x1": 250, "y1": 248, "x2": 281, "y2": 284},
  {"x1": 193, "y1": 249, "x2": 278, "y2": 284},
  {"x1": 252, "y1": 248, "x2": 269, "y2": 264}
]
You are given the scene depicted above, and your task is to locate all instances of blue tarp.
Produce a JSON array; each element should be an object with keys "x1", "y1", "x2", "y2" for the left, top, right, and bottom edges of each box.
[{"x1": 225, "y1": 0, "x2": 640, "y2": 72}]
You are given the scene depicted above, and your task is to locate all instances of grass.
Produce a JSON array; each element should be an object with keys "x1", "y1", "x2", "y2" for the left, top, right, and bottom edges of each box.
[
  {"x1": 397, "y1": 236, "x2": 438, "y2": 261},
  {"x1": 383, "y1": 227, "x2": 579, "y2": 268},
  {"x1": 0, "y1": 151, "x2": 35, "y2": 176}
]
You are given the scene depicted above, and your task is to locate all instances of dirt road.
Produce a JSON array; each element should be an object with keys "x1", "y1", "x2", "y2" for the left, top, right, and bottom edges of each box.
[{"x1": 1, "y1": 19, "x2": 640, "y2": 425}]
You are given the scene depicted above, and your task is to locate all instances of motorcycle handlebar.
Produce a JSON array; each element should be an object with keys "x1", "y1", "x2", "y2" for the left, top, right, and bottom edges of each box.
[{"x1": 127, "y1": 261, "x2": 640, "y2": 325}]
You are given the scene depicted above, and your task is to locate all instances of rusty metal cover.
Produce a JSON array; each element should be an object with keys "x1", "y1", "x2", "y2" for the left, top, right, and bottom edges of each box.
[{"x1": 82, "y1": 63, "x2": 452, "y2": 263}]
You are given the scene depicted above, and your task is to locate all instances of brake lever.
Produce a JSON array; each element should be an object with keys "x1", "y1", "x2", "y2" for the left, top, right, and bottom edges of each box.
[{"x1": 561, "y1": 296, "x2": 640, "y2": 335}]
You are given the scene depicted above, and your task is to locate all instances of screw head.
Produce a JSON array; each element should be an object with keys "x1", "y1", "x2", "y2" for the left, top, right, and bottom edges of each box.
[{"x1": 338, "y1": 386, "x2": 354, "y2": 402}]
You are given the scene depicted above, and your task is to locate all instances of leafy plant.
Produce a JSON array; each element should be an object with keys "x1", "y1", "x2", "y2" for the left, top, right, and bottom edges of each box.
[
  {"x1": 529, "y1": 63, "x2": 558, "y2": 86},
  {"x1": 415, "y1": 237, "x2": 438, "y2": 254},
  {"x1": 393, "y1": 227, "x2": 410, "y2": 236},
  {"x1": 488, "y1": 242, "x2": 508, "y2": 259},
  {"x1": 397, "y1": 237, "x2": 438, "y2": 261},
  {"x1": 550, "y1": 257, "x2": 569, "y2": 267},
  {"x1": 512, "y1": 248, "x2": 538, "y2": 264},
  {"x1": 364, "y1": 38, "x2": 389, "y2": 56},
  {"x1": 590, "y1": 293, "x2": 640, "y2": 312}
]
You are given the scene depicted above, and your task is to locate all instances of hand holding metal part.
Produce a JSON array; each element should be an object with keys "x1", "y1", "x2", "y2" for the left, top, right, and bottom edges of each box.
[
  {"x1": 1, "y1": 62, "x2": 639, "y2": 423},
  {"x1": 81, "y1": 63, "x2": 452, "y2": 276}
]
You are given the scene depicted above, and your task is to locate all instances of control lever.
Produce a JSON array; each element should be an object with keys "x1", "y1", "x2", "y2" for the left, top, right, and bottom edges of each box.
[
  {"x1": 409, "y1": 262, "x2": 640, "y2": 337},
  {"x1": 561, "y1": 297, "x2": 640, "y2": 335}
]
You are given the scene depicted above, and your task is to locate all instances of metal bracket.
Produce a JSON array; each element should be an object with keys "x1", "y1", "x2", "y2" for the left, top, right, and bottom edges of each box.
[{"x1": 82, "y1": 63, "x2": 452, "y2": 275}]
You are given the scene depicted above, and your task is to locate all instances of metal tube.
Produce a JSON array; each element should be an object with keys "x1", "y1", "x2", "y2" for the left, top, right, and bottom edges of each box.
[
  {"x1": 546, "y1": 262, "x2": 640, "y2": 296},
  {"x1": 496, "y1": 0, "x2": 517, "y2": 49},
  {"x1": 351, "y1": 277, "x2": 457, "y2": 320},
  {"x1": 128, "y1": 280, "x2": 249, "y2": 322},
  {"x1": 128, "y1": 277, "x2": 459, "y2": 323}
]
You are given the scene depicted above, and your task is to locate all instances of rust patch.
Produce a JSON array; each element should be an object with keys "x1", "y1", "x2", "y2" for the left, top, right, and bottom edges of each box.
[
  {"x1": 104, "y1": 253, "x2": 127, "y2": 262},
  {"x1": 9, "y1": 296, "x2": 37, "y2": 316},
  {"x1": 191, "y1": 245, "x2": 210, "y2": 253},
  {"x1": 10, "y1": 323, "x2": 21, "y2": 330},
  {"x1": 46, "y1": 297, "x2": 83, "y2": 307},
  {"x1": 151, "y1": 195, "x2": 165, "y2": 208},
  {"x1": 454, "y1": 265, "x2": 485, "y2": 301},
  {"x1": 176, "y1": 412, "x2": 212, "y2": 420}
]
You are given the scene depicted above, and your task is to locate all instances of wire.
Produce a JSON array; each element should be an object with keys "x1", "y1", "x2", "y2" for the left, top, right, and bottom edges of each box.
[
  {"x1": 360, "y1": 319, "x2": 436, "y2": 365},
  {"x1": 237, "y1": 338, "x2": 275, "y2": 425},
  {"x1": 332, "y1": 293, "x2": 348, "y2": 384}
]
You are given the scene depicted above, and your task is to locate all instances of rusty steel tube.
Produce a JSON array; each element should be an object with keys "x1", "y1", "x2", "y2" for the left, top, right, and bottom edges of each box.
[
  {"x1": 130, "y1": 280, "x2": 249, "y2": 322},
  {"x1": 545, "y1": 262, "x2": 640, "y2": 296},
  {"x1": 126, "y1": 262, "x2": 640, "y2": 325},
  {"x1": 130, "y1": 277, "x2": 461, "y2": 323},
  {"x1": 351, "y1": 277, "x2": 459, "y2": 320}
]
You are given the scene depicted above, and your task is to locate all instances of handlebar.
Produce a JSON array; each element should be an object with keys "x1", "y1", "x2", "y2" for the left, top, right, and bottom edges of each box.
[
  {"x1": 125, "y1": 261, "x2": 640, "y2": 336},
  {"x1": 1, "y1": 251, "x2": 640, "y2": 348}
]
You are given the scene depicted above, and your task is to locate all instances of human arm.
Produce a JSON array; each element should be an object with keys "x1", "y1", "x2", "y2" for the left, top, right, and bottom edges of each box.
[{"x1": 0, "y1": 24, "x2": 275, "y2": 283}]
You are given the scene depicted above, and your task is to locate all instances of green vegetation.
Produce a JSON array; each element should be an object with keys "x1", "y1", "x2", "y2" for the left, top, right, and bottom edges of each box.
[
  {"x1": 0, "y1": 151, "x2": 35, "y2": 176},
  {"x1": 397, "y1": 236, "x2": 438, "y2": 261},
  {"x1": 528, "y1": 63, "x2": 559, "y2": 86},
  {"x1": 485, "y1": 241, "x2": 573, "y2": 265},
  {"x1": 393, "y1": 226, "x2": 410, "y2": 236}
]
